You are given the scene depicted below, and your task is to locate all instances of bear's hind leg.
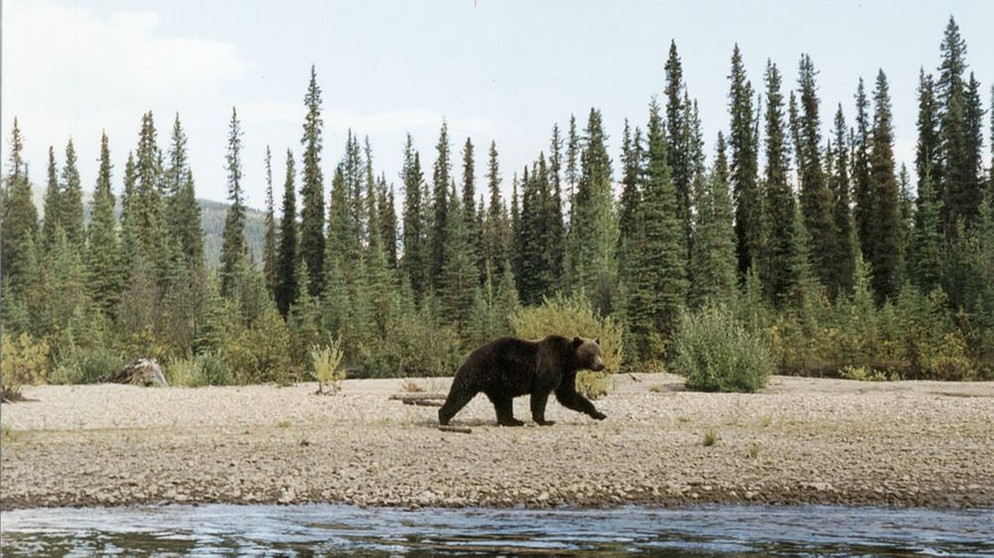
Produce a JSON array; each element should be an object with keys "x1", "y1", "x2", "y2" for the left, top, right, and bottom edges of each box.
[{"x1": 487, "y1": 393, "x2": 524, "y2": 426}]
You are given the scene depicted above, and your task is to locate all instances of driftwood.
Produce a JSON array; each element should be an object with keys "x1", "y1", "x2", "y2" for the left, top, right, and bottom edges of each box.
[
  {"x1": 403, "y1": 399, "x2": 443, "y2": 407},
  {"x1": 438, "y1": 425, "x2": 473, "y2": 434},
  {"x1": 99, "y1": 358, "x2": 169, "y2": 387},
  {"x1": 389, "y1": 392, "x2": 447, "y2": 401}
]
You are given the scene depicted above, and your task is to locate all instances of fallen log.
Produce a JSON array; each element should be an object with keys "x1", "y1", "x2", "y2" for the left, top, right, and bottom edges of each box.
[
  {"x1": 438, "y1": 425, "x2": 473, "y2": 434},
  {"x1": 389, "y1": 393, "x2": 447, "y2": 402},
  {"x1": 402, "y1": 399, "x2": 443, "y2": 407}
]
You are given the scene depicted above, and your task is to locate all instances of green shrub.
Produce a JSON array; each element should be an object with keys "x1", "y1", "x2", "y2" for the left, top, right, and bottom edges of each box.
[
  {"x1": 165, "y1": 357, "x2": 201, "y2": 387},
  {"x1": 672, "y1": 303, "x2": 774, "y2": 393},
  {"x1": 310, "y1": 337, "x2": 346, "y2": 394},
  {"x1": 225, "y1": 308, "x2": 292, "y2": 384},
  {"x1": 509, "y1": 293, "x2": 623, "y2": 399},
  {"x1": 50, "y1": 346, "x2": 124, "y2": 385},
  {"x1": 1, "y1": 332, "x2": 50, "y2": 401},
  {"x1": 198, "y1": 352, "x2": 234, "y2": 386},
  {"x1": 358, "y1": 306, "x2": 465, "y2": 378},
  {"x1": 509, "y1": 292, "x2": 624, "y2": 374}
]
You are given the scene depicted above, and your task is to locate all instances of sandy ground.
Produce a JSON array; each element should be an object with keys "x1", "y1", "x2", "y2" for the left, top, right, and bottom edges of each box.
[{"x1": 1, "y1": 374, "x2": 993, "y2": 510}]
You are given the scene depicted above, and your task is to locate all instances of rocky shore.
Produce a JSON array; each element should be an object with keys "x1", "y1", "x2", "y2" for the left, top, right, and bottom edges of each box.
[{"x1": 2, "y1": 374, "x2": 992, "y2": 510}]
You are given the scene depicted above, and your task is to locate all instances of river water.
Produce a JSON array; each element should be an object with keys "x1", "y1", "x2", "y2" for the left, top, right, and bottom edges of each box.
[{"x1": 2, "y1": 503, "x2": 992, "y2": 556}]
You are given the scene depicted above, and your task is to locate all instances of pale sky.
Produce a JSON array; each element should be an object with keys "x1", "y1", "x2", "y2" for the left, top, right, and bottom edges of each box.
[{"x1": 3, "y1": 0, "x2": 992, "y2": 211}]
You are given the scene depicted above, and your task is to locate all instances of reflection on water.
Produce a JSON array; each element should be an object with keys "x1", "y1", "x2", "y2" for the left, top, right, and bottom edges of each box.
[{"x1": 2, "y1": 503, "x2": 993, "y2": 557}]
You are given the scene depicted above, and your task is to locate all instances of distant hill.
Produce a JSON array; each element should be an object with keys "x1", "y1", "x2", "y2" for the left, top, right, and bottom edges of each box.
[
  {"x1": 199, "y1": 199, "x2": 267, "y2": 268},
  {"x1": 35, "y1": 183, "x2": 268, "y2": 269}
]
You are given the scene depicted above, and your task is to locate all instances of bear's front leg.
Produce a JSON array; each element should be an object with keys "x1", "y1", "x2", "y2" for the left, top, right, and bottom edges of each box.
[
  {"x1": 530, "y1": 391, "x2": 555, "y2": 426},
  {"x1": 555, "y1": 380, "x2": 606, "y2": 421}
]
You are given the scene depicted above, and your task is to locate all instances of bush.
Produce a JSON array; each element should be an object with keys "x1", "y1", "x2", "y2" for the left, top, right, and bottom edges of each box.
[
  {"x1": 510, "y1": 293, "x2": 624, "y2": 373},
  {"x1": 672, "y1": 304, "x2": 774, "y2": 393},
  {"x1": 165, "y1": 352, "x2": 233, "y2": 387},
  {"x1": 357, "y1": 305, "x2": 465, "y2": 378},
  {"x1": 310, "y1": 337, "x2": 345, "y2": 394},
  {"x1": 225, "y1": 308, "x2": 292, "y2": 384},
  {"x1": 2, "y1": 332, "x2": 50, "y2": 401},
  {"x1": 49, "y1": 346, "x2": 124, "y2": 385},
  {"x1": 509, "y1": 293, "x2": 623, "y2": 399}
]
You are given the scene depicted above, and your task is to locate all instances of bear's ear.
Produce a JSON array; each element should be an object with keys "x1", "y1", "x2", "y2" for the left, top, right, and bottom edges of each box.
[
  {"x1": 572, "y1": 336, "x2": 583, "y2": 348},
  {"x1": 595, "y1": 337, "x2": 600, "y2": 345}
]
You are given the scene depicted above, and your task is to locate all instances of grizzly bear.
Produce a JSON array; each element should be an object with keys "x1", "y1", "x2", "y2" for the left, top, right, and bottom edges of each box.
[{"x1": 438, "y1": 335, "x2": 608, "y2": 426}]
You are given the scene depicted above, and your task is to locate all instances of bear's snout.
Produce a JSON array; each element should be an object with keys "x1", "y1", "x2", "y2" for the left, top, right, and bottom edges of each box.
[{"x1": 589, "y1": 357, "x2": 605, "y2": 372}]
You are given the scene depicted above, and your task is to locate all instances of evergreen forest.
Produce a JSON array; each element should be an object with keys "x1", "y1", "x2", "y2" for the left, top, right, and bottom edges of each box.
[{"x1": 2, "y1": 18, "x2": 993, "y2": 393}]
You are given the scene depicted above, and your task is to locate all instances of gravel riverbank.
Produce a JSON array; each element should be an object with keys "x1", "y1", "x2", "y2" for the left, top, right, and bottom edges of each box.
[{"x1": 2, "y1": 374, "x2": 992, "y2": 510}]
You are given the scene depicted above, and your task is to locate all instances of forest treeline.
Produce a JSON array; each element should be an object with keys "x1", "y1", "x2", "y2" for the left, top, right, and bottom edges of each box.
[{"x1": 2, "y1": 17, "x2": 992, "y2": 391}]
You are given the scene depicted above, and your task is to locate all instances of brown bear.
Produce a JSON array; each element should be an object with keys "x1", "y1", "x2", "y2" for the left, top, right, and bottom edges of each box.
[{"x1": 438, "y1": 335, "x2": 608, "y2": 426}]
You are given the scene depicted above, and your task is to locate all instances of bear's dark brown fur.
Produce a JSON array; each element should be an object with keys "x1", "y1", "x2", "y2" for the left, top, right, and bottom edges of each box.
[{"x1": 438, "y1": 335, "x2": 607, "y2": 426}]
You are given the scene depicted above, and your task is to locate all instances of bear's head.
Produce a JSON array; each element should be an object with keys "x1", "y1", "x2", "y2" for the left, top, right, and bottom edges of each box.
[{"x1": 572, "y1": 337, "x2": 606, "y2": 372}]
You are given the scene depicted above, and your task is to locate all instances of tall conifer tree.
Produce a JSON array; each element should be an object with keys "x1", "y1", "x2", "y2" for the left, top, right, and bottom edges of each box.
[
  {"x1": 429, "y1": 121, "x2": 452, "y2": 292},
  {"x1": 828, "y1": 105, "x2": 856, "y2": 295},
  {"x1": 728, "y1": 45, "x2": 761, "y2": 279},
  {"x1": 275, "y1": 149, "x2": 299, "y2": 318},
  {"x1": 263, "y1": 146, "x2": 278, "y2": 297},
  {"x1": 689, "y1": 133, "x2": 736, "y2": 307},
  {"x1": 86, "y1": 131, "x2": 122, "y2": 318},
  {"x1": 867, "y1": 70, "x2": 903, "y2": 302},
  {"x1": 794, "y1": 54, "x2": 836, "y2": 294},
  {"x1": 401, "y1": 135, "x2": 428, "y2": 302},
  {"x1": 627, "y1": 99, "x2": 686, "y2": 360},
  {"x1": 571, "y1": 108, "x2": 617, "y2": 315},
  {"x1": 2, "y1": 119, "x2": 40, "y2": 293},
  {"x1": 852, "y1": 78, "x2": 872, "y2": 263},
  {"x1": 60, "y1": 139, "x2": 84, "y2": 250},
  {"x1": 482, "y1": 140, "x2": 510, "y2": 282},
  {"x1": 220, "y1": 108, "x2": 248, "y2": 298},
  {"x1": 761, "y1": 60, "x2": 800, "y2": 307},
  {"x1": 300, "y1": 65, "x2": 326, "y2": 297}
]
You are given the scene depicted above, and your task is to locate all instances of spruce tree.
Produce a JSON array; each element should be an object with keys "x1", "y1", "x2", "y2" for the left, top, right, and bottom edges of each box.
[
  {"x1": 220, "y1": 107, "x2": 248, "y2": 298},
  {"x1": 429, "y1": 120, "x2": 452, "y2": 292},
  {"x1": 626, "y1": 99, "x2": 686, "y2": 360},
  {"x1": 275, "y1": 149, "x2": 299, "y2": 318},
  {"x1": 300, "y1": 65, "x2": 326, "y2": 297},
  {"x1": 794, "y1": 54, "x2": 837, "y2": 294},
  {"x1": 828, "y1": 105, "x2": 856, "y2": 296},
  {"x1": 867, "y1": 70, "x2": 903, "y2": 302},
  {"x1": 689, "y1": 132, "x2": 736, "y2": 308},
  {"x1": 572, "y1": 108, "x2": 618, "y2": 315},
  {"x1": 916, "y1": 70, "x2": 942, "y2": 200},
  {"x1": 618, "y1": 119, "x2": 642, "y2": 247},
  {"x1": 60, "y1": 139, "x2": 85, "y2": 250},
  {"x1": 326, "y1": 165, "x2": 356, "y2": 283},
  {"x1": 133, "y1": 111, "x2": 164, "y2": 264},
  {"x1": 41, "y1": 146, "x2": 60, "y2": 250},
  {"x1": 545, "y1": 125, "x2": 566, "y2": 291},
  {"x1": 665, "y1": 41, "x2": 693, "y2": 267},
  {"x1": 482, "y1": 140, "x2": 510, "y2": 283},
  {"x1": 86, "y1": 131, "x2": 122, "y2": 318},
  {"x1": 165, "y1": 115, "x2": 203, "y2": 268},
  {"x1": 761, "y1": 60, "x2": 800, "y2": 307},
  {"x1": 262, "y1": 146, "x2": 278, "y2": 297},
  {"x1": 936, "y1": 16, "x2": 972, "y2": 234},
  {"x1": 728, "y1": 45, "x2": 761, "y2": 279},
  {"x1": 1, "y1": 119, "x2": 40, "y2": 293},
  {"x1": 401, "y1": 134, "x2": 428, "y2": 302},
  {"x1": 440, "y1": 187, "x2": 479, "y2": 333},
  {"x1": 852, "y1": 78, "x2": 872, "y2": 264},
  {"x1": 377, "y1": 176, "x2": 398, "y2": 270}
]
